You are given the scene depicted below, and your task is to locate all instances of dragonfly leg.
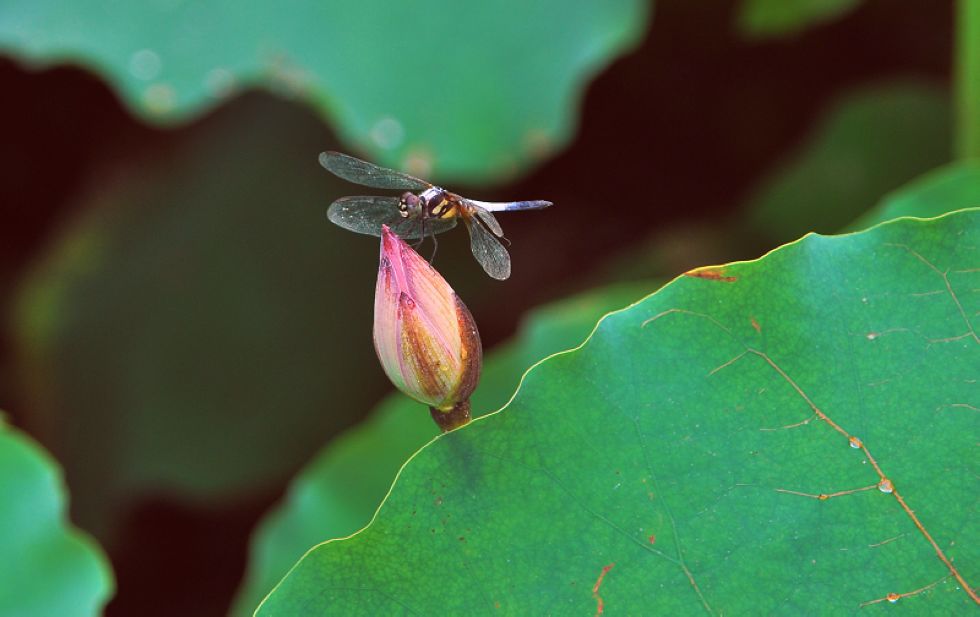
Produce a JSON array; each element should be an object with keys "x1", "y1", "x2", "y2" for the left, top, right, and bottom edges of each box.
[
  {"x1": 428, "y1": 227, "x2": 439, "y2": 264},
  {"x1": 411, "y1": 218, "x2": 426, "y2": 249}
]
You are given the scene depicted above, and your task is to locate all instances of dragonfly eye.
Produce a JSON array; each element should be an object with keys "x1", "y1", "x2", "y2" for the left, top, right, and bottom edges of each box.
[
  {"x1": 400, "y1": 192, "x2": 426, "y2": 219},
  {"x1": 399, "y1": 192, "x2": 421, "y2": 218}
]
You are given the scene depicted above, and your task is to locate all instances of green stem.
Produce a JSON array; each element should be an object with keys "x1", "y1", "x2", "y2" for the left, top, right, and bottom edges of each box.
[
  {"x1": 956, "y1": 0, "x2": 980, "y2": 159},
  {"x1": 429, "y1": 400, "x2": 471, "y2": 432}
]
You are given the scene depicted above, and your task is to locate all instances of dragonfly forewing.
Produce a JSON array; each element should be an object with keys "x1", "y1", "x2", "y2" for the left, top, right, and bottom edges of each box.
[{"x1": 319, "y1": 151, "x2": 430, "y2": 191}]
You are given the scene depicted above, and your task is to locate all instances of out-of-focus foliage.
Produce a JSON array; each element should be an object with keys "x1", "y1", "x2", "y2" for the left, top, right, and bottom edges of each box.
[
  {"x1": 743, "y1": 81, "x2": 950, "y2": 242},
  {"x1": 0, "y1": 416, "x2": 114, "y2": 617},
  {"x1": 260, "y1": 210, "x2": 979, "y2": 614},
  {"x1": 956, "y1": 0, "x2": 980, "y2": 159},
  {"x1": 737, "y1": 0, "x2": 862, "y2": 38},
  {"x1": 232, "y1": 279, "x2": 657, "y2": 616},
  {"x1": 849, "y1": 161, "x2": 980, "y2": 230},
  {"x1": 9, "y1": 97, "x2": 398, "y2": 540},
  {"x1": 1, "y1": 2, "x2": 972, "y2": 615},
  {"x1": 0, "y1": 0, "x2": 649, "y2": 181}
]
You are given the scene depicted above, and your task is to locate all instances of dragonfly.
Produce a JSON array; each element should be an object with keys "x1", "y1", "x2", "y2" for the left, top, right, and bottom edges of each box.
[{"x1": 319, "y1": 151, "x2": 552, "y2": 280}]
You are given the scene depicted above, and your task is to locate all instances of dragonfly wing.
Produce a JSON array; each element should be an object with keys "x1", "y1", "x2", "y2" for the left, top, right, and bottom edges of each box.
[
  {"x1": 463, "y1": 215, "x2": 511, "y2": 280},
  {"x1": 471, "y1": 206, "x2": 504, "y2": 237},
  {"x1": 319, "y1": 151, "x2": 430, "y2": 190},
  {"x1": 327, "y1": 196, "x2": 401, "y2": 236},
  {"x1": 327, "y1": 196, "x2": 456, "y2": 239},
  {"x1": 391, "y1": 214, "x2": 457, "y2": 240},
  {"x1": 464, "y1": 198, "x2": 552, "y2": 213}
]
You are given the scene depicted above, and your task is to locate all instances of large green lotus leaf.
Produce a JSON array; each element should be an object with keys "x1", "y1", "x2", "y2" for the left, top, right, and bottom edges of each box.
[
  {"x1": 743, "y1": 81, "x2": 950, "y2": 242},
  {"x1": 0, "y1": 1, "x2": 648, "y2": 182},
  {"x1": 849, "y1": 161, "x2": 980, "y2": 230},
  {"x1": 0, "y1": 417, "x2": 113, "y2": 616},
  {"x1": 10, "y1": 96, "x2": 400, "y2": 539},
  {"x1": 736, "y1": 0, "x2": 862, "y2": 38},
  {"x1": 233, "y1": 280, "x2": 656, "y2": 616},
  {"x1": 259, "y1": 210, "x2": 979, "y2": 614}
]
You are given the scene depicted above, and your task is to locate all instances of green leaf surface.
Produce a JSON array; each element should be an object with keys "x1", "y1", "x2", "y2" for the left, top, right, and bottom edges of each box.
[
  {"x1": 260, "y1": 210, "x2": 979, "y2": 614},
  {"x1": 737, "y1": 0, "x2": 862, "y2": 38},
  {"x1": 9, "y1": 97, "x2": 400, "y2": 539},
  {"x1": 0, "y1": 417, "x2": 113, "y2": 617},
  {"x1": 850, "y1": 161, "x2": 980, "y2": 230},
  {"x1": 233, "y1": 280, "x2": 657, "y2": 616},
  {"x1": 743, "y1": 81, "x2": 950, "y2": 242},
  {"x1": 0, "y1": 1, "x2": 648, "y2": 181}
]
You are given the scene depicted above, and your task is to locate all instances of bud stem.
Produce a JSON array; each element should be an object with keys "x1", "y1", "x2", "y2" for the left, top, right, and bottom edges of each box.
[{"x1": 429, "y1": 400, "x2": 472, "y2": 432}]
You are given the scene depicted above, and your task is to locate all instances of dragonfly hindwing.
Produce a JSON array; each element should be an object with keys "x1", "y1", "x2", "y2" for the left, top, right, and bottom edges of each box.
[
  {"x1": 464, "y1": 216, "x2": 511, "y2": 280},
  {"x1": 472, "y1": 207, "x2": 504, "y2": 237}
]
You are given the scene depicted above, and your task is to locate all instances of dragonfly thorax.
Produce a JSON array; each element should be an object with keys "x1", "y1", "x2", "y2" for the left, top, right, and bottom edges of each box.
[{"x1": 421, "y1": 187, "x2": 456, "y2": 219}]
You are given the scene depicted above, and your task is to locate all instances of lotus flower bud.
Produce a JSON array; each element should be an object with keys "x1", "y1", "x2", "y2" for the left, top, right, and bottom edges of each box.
[{"x1": 374, "y1": 226, "x2": 482, "y2": 431}]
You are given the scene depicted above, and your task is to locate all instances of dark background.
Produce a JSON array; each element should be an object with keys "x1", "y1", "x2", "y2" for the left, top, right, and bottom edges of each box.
[{"x1": 0, "y1": 1, "x2": 952, "y2": 615}]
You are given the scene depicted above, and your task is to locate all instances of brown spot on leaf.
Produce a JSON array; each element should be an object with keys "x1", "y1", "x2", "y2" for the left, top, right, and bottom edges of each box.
[
  {"x1": 684, "y1": 266, "x2": 737, "y2": 282},
  {"x1": 592, "y1": 563, "x2": 615, "y2": 616}
]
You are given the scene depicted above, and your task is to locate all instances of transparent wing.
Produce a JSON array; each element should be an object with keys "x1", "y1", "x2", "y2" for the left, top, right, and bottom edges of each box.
[
  {"x1": 392, "y1": 214, "x2": 457, "y2": 240},
  {"x1": 319, "y1": 151, "x2": 430, "y2": 190},
  {"x1": 464, "y1": 198, "x2": 552, "y2": 213},
  {"x1": 327, "y1": 196, "x2": 456, "y2": 239},
  {"x1": 471, "y1": 206, "x2": 504, "y2": 237},
  {"x1": 463, "y1": 215, "x2": 511, "y2": 280}
]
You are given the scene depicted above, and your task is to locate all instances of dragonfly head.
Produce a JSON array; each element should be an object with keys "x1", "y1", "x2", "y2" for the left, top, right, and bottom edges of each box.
[{"x1": 398, "y1": 192, "x2": 423, "y2": 218}]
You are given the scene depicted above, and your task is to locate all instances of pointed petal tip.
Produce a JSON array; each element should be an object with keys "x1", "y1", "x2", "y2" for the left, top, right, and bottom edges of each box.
[{"x1": 380, "y1": 224, "x2": 402, "y2": 257}]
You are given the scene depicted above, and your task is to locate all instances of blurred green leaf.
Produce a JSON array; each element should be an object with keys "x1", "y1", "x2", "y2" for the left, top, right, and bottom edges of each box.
[
  {"x1": 737, "y1": 0, "x2": 862, "y2": 38},
  {"x1": 743, "y1": 81, "x2": 950, "y2": 242},
  {"x1": 0, "y1": 1, "x2": 649, "y2": 181},
  {"x1": 956, "y1": 0, "x2": 980, "y2": 159},
  {"x1": 232, "y1": 279, "x2": 658, "y2": 616},
  {"x1": 849, "y1": 160, "x2": 980, "y2": 230},
  {"x1": 260, "y1": 210, "x2": 979, "y2": 614},
  {"x1": 9, "y1": 97, "x2": 396, "y2": 539},
  {"x1": 0, "y1": 417, "x2": 113, "y2": 617}
]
